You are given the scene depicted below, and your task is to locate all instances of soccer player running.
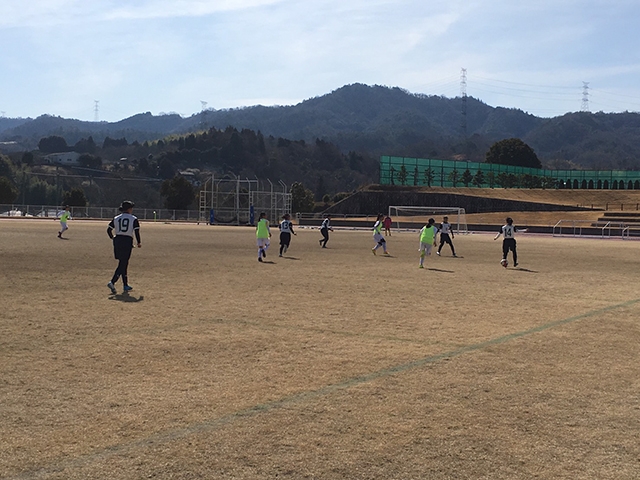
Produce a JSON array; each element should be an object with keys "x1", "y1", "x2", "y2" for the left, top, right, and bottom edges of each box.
[
  {"x1": 256, "y1": 212, "x2": 271, "y2": 262},
  {"x1": 57, "y1": 205, "x2": 71, "y2": 238},
  {"x1": 319, "y1": 214, "x2": 333, "y2": 248},
  {"x1": 371, "y1": 213, "x2": 389, "y2": 255},
  {"x1": 436, "y1": 216, "x2": 457, "y2": 257},
  {"x1": 278, "y1": 213, "x2": 296, "y2": 257},
  {"x1": 494, "y1": 217, "x2": 526, "y2": 267},
  {"x1": 418, "y1": 218, "x2": 438, "y2": 269},
  {"x1": 107, "y1": 201, "x2": 141, "y2": 294}
]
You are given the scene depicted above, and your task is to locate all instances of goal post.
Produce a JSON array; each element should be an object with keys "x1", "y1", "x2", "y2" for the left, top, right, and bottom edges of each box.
[{"x1": 388, "y1": 206, "x2": 468, "y2": 233}]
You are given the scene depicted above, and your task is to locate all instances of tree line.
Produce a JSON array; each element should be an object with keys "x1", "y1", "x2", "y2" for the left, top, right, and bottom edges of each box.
[
  {"x1": 1, "y1": 128, "x2": 569, "y2": 211},
  {"x1": 0, "y1": 125, "x2": 378, "y2": 210}
]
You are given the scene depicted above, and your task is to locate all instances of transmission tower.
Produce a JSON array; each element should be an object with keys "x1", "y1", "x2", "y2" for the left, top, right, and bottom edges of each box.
[
  {"x1": 580, "y1": 82, "x2": 590, "y2": 112},
  {"x1": 460, "y1": 68, "x2": 468, "y2": 137},
  {"x1": 94, "y1": 100, "x2": 99, "y2": 121},
  {"x1": 200, "y1": 100, "x2": 208, "y2": 129}
]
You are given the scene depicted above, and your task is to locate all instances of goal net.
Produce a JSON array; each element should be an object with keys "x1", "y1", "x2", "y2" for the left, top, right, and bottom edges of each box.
[{"x1": 388, "y1": 206, "x2": 468, "y2": 233}]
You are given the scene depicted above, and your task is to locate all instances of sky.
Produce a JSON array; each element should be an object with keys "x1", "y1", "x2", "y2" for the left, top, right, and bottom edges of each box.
[{"x1": 2, "y1": 0, "x2": 640, "y2": 122}]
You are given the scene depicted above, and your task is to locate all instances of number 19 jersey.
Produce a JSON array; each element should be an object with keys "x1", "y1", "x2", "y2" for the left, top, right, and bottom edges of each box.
[{"x1": 109, "y1": 212, "x2": 140, "y2": 238}]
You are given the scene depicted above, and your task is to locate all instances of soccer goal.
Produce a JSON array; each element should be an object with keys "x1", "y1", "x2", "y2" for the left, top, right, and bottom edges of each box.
[{"x1": 388, "y1": 206, "x2": 468, "y2": 233}]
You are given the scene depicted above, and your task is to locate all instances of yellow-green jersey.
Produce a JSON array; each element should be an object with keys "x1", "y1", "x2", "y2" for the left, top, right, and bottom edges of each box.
[
  {"x1": 419, "y1": 225, "x2": 436, "y2": 243},
  {"x1": 60, "y1": 211, "x2": 71, "y2": 223},
  {"x1": 256, "y1": 218, "x2": 270, "y2": 239}
]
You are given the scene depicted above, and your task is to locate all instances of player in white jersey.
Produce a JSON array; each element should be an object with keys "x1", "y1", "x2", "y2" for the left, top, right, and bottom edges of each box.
[
  {"x1": 319, "y1": 215, "x2": 333, "y2": 248},
  {"x1": 436, "y1": 216, "x2": 457, "y2": 257},
  {"x1": 494, "y1": 217, "x2": 526, "y2": 267},
  {"x1": 278, "y1": 213, "x2": 296, "y2": 257},
  {"x1": 106, "y1": 200, "x2": 141, "y2": 294}
]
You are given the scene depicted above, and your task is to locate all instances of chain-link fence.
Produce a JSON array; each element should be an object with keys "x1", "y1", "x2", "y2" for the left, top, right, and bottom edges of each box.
[{"x1": 0, "y1": 204, "x2": 204, "y2": 222}]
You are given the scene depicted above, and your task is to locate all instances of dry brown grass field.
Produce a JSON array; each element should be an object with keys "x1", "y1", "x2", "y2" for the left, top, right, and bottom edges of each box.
[{"x1": 1, "y1": 219, "x2": 639, "y2": 479}]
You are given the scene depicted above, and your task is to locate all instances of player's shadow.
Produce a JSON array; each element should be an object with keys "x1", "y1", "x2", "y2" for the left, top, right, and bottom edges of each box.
[
  {"x1": 58, "y1": 237, "x2": 69, "y2": 241},
  {"x1": 109, "y1": 293, "x2": 144, "y2": 302},
  {"x1": 281, "y1": 256, "x2": 300, "y2": 260},
  {"x1": 260, "y1": 260, "x2": 276, "y2": 264},
  {"x1": 514, "y1": 267, "x2": 538, "y2": 273},
  {"x1": 427, "y1": 268, "x2": 455, "y2": 273}
]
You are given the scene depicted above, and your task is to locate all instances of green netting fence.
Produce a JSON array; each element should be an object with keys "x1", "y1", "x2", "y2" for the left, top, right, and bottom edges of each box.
[{"x1": 380, "y1": 156, "x2": 640, "y2": 190}]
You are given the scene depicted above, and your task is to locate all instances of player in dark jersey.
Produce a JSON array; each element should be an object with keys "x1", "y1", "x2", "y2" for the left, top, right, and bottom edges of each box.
[{"x1": 107, "y1": 200, "x2": 141, "y2": 294}]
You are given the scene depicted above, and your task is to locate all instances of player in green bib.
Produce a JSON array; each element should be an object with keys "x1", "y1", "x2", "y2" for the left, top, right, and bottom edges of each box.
[
  {"x1": 255, "y1": 212, "x2": 271, "y2": 262},
  {"x1": 57, "y1": 205, "x2": 71, "y2": 238},
  {"x1": 418, "y1": 218, "x2": 438, "y2": 269},
  {"x1": 371, "y1": 213, "x2": 389, "y2": 255}
]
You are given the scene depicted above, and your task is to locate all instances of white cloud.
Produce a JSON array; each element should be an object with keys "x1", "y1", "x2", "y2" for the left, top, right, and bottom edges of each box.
[
  {"x1": 3, "y1": 0, "x2": 640, "y2": 120},
  {"x1": 104, "y1": 0, "x2": 284, "y2": 21}
]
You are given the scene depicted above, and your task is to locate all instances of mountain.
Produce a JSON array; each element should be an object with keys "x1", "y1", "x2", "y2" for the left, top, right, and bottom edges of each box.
[
  {"x1": 0, "y1": 116, "x2": 32, "y2": 134},
  {"x1": 0, "y1": 113, "x2": 184, "y2": 146},
  {"x1": 2, "y1": 83, "x2": 640, "y2": 170}
]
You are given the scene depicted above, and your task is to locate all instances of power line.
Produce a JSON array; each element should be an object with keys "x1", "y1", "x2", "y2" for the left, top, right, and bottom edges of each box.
[{"x1": 473, "y1": 75, "x2": 578, "y2": 90}]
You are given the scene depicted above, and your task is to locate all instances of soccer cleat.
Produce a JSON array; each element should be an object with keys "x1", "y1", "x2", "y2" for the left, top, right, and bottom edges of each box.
[
  {"x1": 436, "y1": 251, "x2": 440, "y2": 256},
  {"x1": 279, "y1": 253, "x2": 283, "y2": 257},
  {"x1": 371, "y1": 248, "x2": 376, "y2": 255},
  {"x1": 384, "y1": 251, "x2": 390, "y2": 255},
  {"x1": 453, "y1": 254, "x2": 458, "y2": 257},
  {"x1": 123, "y1": 285, "x2": 133, "y2": 292},
  {"x1": 107, "y1": 282, "x2": 117, "y2": 294},
  {"x1": 419, "y1": 264, "x2": 424, "y2": 268},
  {"x1": 514, "y1": 262, "x2": 519, "y2": 267}
]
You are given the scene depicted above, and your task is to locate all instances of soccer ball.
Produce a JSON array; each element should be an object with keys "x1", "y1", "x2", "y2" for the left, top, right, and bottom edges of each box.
[{"x1": 500, "y1": 258, "x2": 508, "y2": 268}]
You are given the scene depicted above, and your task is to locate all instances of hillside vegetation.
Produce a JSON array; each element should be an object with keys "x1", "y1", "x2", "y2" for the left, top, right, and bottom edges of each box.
[
  {"x1": 408, "y1": 186, "x2": 640, "y2": 208},
  {"x1": 3, "y1": 84, "x2": 640, "y2": 171}
]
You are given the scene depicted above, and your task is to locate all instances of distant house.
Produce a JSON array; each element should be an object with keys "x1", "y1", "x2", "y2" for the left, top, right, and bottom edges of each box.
[
  {"x1": 178, "y1": 169, "x2": 201, "y2": 187},
  {"x1": 44, "y1": 152, "x2": 81, "y2": 166}
]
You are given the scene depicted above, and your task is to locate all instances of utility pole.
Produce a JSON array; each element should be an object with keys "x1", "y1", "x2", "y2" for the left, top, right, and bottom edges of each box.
[{"x1": 94, "y1": 100, "x2": 99, "y2": 121}]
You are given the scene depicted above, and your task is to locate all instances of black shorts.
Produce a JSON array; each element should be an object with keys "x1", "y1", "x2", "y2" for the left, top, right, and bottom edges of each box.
[
  {"x1": 113, "y1": 235, "x2": 134, "y2": 260},
  {"x1": 502, "y1": 238, "x2": 516, "y2": 253},
  {"x1": 280, "y1": 232, "x2": 291, "y2": 246}
]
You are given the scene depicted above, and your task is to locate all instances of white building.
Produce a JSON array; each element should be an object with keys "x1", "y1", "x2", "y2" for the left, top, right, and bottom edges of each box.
[{"x1": 44, "y1": 152, "x2": 81, "y2": 166}]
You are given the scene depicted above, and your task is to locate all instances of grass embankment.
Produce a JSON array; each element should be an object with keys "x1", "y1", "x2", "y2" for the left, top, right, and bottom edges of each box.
[{"x1": 432, "y1": 188, "x2": 640, "y2": 226}]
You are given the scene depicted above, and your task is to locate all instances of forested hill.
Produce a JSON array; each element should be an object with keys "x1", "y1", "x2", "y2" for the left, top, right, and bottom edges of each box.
[{"x1": 3, "y1": 83, "x2": 640, "y2": 169}]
